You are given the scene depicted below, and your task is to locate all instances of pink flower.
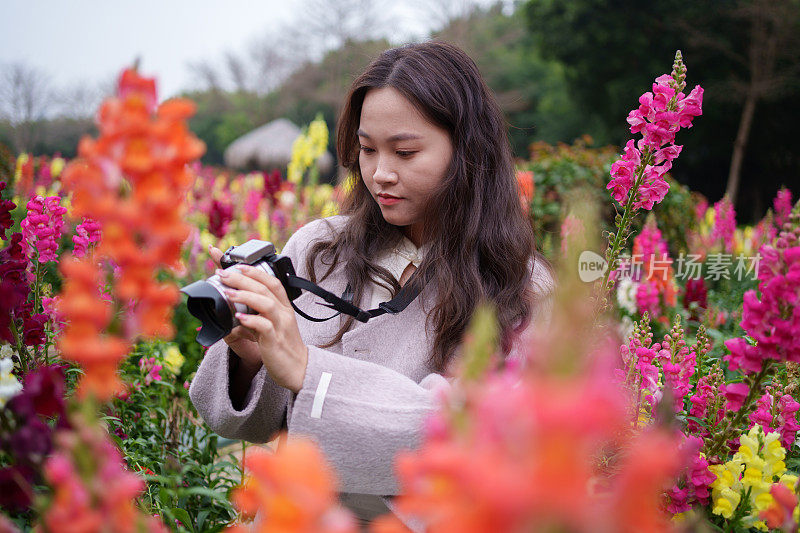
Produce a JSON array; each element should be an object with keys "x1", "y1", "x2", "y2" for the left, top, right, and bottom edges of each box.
[
  {"x1": 608, "y1": 54, "x2": 702, "y2": 212},
  {"x1": 695, "y1": 198, "x2": 708, "y2": 223},
  {"x1": 725, "y1": 242, "x2": 800, "y2": 373},
  {"x1": 711, "y1": 197, "x2": 736, "y2": 252},
  {"x1": 664, "y1": 435, "x2": 716, "y2": 514},
  {"x1": 721, "y1": 382, "x2": 749, "y2": 411},
  {"x1": 774, "y1": 188, "x2": 793, "y2": 229},
  {"x1": 243, "y1": 189, "x2": 262, "y2": 222},
  {"x1": 749, "y1": 392, "x2": 800, "y2": 450},
  {"x1": 138, "y1": 357, "x2": 163, "y2": 385},
  {"x1": 635, "y1": 281, "x2": 660, "y2": 317},
  {"x1": 20, "y1": 195, "x2": 67, "y2": 264},
  {"x1": 678, "y1": 86, "x2": 704, "y2": 127},
  {"x1": 72, "y1": 218, "x2": 102, "y2": 258},
  {"x1": 607, "y1": 140, "x2": 641, "y2": 204}
]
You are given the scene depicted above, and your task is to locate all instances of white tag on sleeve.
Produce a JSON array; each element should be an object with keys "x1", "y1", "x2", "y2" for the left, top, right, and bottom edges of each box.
[{"x1": 310, "y1": 371, "x2": 332, "y2": 419}]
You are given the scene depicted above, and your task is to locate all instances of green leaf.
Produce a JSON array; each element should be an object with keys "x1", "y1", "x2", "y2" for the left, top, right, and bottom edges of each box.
[
  {"x1": 196, "y1": 510, "x2": 210, "y2": 531},
  {"x1": 171, "y1": 508, "x2": 193, "y2": 532},
  {"x1": 182, "y1": 487, "x2": 230, "y2": 503}
]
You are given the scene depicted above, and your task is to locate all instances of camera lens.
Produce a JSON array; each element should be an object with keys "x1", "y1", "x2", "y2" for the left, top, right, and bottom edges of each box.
[{"x1": 181, "y1": 262, "x2": 276, "y2": 347}]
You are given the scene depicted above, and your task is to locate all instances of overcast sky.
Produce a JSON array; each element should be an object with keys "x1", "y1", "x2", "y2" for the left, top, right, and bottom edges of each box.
[{"x1": 0, "y1": 0, "x2": 454, "y2": 101}]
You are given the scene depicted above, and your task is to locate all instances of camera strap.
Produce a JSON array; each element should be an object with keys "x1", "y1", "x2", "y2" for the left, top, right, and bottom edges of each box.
[{"x1": 285, "y1": 270, "x2": 429, "y2": 323}]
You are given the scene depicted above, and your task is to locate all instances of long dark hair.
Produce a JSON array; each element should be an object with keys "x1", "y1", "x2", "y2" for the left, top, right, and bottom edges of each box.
[{"x1": 305, "y1": 41, "x2": 548, "y2": 372}]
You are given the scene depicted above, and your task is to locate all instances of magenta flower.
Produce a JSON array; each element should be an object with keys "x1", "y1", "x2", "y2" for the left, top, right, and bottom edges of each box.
[
  {"x1": 724, "y1": 240, "x2": 800, "y2": 373},
  {"x1": 20, "y1": 195, "x2": 67, "y2": 264},
  {"x1": 711, "y1": 197, "x2": 736, "y2": 252},
  {"x1": 207, "y1": 198, "x2": 234, "y2": 239},
  {"x1": 635, "y1": 282, "x2": 660, "y2": 317},
  {"x1": 608, "y1": 53, "x2": 703, "y2": 212},
  {"x1": 683, "y1": 278, "x2": 708, "y2": 321},
  {"x1": 687, "y1": 368, "x2": 726, "y2": 440},
  {"x1": 721, "y1": 382, "x2": 750, "y2": 411},
  {"x1": 748, "y1": 392, "x2": 800, "y2": 450},
  {"x1": 774, "y1": 188, "x2": 793, "y2": 230},
  {"x1": 0, "y1": 234, "x2": 30, "y2": 343},
  {"x1": 138, "y1": 356, "x2": 163, "y2": 385},
  {"x1": 263, "y1": 169, "x2": 282, "y2": 204},
  {"x1": 72, "y1": 217, "x2": 102, "y2": 258},
  {"x1": 243, "y1": 189, "x2": 262, "y2": 222},
  {"x1": 664, "y1": 435, "x2": 715, "y2": 514},
  {"x1": 0, "y1": 233, "x2": 45, "y2": 347},
  {"x1": 0, "y1": 181, "x2": 16, "y2": 240}
]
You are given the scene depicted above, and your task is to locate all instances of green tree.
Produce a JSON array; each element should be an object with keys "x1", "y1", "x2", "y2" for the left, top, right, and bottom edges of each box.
[
  {"x1": 524, "y1": 0, "x2": 800, "y2": 220},
  {"x1": 435, "y1": 4, "x2": 585, "y2": 154}
]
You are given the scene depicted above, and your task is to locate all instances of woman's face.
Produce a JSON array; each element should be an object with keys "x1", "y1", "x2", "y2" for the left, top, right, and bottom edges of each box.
[{"x1": 358, "y1": 87, "x2": 454, "y2": 246}]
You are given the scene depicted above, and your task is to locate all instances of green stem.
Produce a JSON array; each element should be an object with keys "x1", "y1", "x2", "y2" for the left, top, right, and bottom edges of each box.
[
  {"x1": 707, "y1": 360, "x2": 774, "y2": 458},
  {"x1": 9, "y1": 312, "x2": 32, "y2": 374},
  {"x1": 599, "y1": 149, "x2": 654, "y2": 303},
  {"x1": 33, "y1": 258, "x2": 43, "y2": 362},
  {"x1": 33, "y1": 258, "x2": 41, "y2": 315}
]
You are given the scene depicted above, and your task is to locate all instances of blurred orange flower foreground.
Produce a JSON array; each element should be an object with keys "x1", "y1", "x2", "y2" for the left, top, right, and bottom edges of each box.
[
  {"x1": 228, "y1": 438, "x2": 357, "y2": 533},
  {"x1": 57, "y1": 68, "x2": 205, "y2": 400}
]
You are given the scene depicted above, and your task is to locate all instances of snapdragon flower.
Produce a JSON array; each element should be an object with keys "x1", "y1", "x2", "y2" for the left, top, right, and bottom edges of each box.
[
  {"x1": 20, "y1": 195, "x2": 67, "y2": 264},
  {"x1": 607, "y1": 53, "x2": 703, "y2": 212}
]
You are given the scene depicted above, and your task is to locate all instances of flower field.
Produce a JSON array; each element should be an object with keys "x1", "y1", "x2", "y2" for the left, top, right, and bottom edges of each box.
[{"x1": 1, "y1": 54, "x2": 799, "y2": 532}]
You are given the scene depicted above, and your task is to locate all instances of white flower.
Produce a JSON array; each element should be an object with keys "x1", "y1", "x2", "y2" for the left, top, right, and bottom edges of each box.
[
  {"x1": 616, "y1": 277, "x2": 639, "y2": 314},
  {"x1": 0, "y1": 356, "x2": 23, "y2": 407},
  {"x1": 618, "y1": 315, "x2": 635, "y2": 341}
]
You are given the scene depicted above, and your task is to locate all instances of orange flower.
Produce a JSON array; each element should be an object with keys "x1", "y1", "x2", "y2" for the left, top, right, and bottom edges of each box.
[
  {"x1": 57, "y1": 67, "x2": 205, "y2": 399},
  {"x1": 228, "y1": 437, "x2": 356, "y2": 533},
  {"x1": 516, "y1": 170, "x2": 534, "y2": 200},
  {"x1": 516, "y1": 170, "x2": 534, "y2": 212}
]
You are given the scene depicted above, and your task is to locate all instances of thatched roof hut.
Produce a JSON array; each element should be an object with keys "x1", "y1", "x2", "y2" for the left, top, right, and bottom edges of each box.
[{"x1": 223, "y1": 118, "x2": 334, "y2": 172}]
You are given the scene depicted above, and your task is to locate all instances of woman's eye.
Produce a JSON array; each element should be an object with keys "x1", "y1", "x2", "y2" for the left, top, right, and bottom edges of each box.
[
  {"x1": 396, "y1": 150, "x2": 417, "y2": 158},
  {"x1": 359, "y1": 145, "x2": 375, "y2": 154}
]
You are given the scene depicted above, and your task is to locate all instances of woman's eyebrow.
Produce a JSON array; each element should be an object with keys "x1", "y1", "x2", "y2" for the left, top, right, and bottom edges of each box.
[{"x1": 357, "y1": 129, "x2": 422, "y2": 142}]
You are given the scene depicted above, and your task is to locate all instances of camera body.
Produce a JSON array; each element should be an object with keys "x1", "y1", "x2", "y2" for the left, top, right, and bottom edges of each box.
[{"x1": 181, "y1": 240, "x2": 301, "y2": 347}]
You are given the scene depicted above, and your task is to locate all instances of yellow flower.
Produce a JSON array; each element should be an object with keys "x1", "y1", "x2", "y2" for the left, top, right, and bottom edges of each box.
[
  {"x1": 51, "y1": 157, "x2": 65, "y2": 178},
  {"x1": 14, "y1": 153, "x2": 29, "y2": 182},
  {"x1": 213, "y1": 176, "x2": 227, "y2": 194},
  {"x1": 342, "y1": 173, "x2": 359, "y2": 193},
  {"x1": 256, "y1": 212, "x2": 271, "y2": 241},
  {"x1": 162, "y1": 345, "x2": 185, "y2": 375},
  {"x1": 310, "y1": 184, "x2": 334, "y2": 209},
  {"x1": 712, "y1": 487, "x2": 740, "y2": 519},
  {"x1": 704, "y1": 206, "x2": 715, "y2": 227},
  {"x1": 779, "y1": 473, "x2": 799, "y2": 490},
  {"x1": 307, "y1": 116, "x2": 329, "y2": 159},
  {"x1": 200, "y1": 230, "x2": 216, "y2": 252},
  {"x1": 321, "y1": 200, "x2": 338, "y2": 218}
]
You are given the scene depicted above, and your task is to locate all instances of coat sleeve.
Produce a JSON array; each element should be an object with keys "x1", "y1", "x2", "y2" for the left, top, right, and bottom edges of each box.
[
  {"x1": 188, "y1": 217, "x2": 341, "y2": 443},
  {"x1": 284, "y1": 257, "x2": 556, "y2": 495},
  {"x1": 188, "y1": 340, "x2": 290, "y2": 443}
]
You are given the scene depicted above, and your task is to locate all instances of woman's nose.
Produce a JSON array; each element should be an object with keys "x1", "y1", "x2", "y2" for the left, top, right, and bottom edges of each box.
[{"x1": 373, "y1": 161, "x2": 398, "y2": 185}]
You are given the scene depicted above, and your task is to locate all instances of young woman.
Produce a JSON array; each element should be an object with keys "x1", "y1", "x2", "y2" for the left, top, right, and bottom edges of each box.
[{"x1": 189, "y1": 41, "x2": 554, "y2": 529}]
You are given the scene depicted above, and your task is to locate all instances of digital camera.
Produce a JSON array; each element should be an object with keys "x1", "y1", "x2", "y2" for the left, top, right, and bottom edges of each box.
[{"x1": 180, "y1": 240, "x2": 300, "y2": 346}]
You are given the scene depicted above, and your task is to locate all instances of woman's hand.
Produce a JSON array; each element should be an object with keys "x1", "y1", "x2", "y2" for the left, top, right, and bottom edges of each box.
[
  {"x1": 210, "y1": 246, "x2": 309, "y2": 393},
  {"x1": 209, "y1": 245, "x2": 262, "y2": 371}
]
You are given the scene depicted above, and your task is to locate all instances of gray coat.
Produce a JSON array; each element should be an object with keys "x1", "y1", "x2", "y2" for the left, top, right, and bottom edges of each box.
[{"x1": 188, "y1": 215, "x2": 553, "y2": 515}]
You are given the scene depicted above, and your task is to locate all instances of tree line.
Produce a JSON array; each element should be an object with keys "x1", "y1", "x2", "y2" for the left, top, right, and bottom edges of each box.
[{"x1": 1, "y1": 0, "x2": 797, "y2": 221}]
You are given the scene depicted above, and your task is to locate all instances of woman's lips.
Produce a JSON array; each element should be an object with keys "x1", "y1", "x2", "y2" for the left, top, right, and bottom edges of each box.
[{"x1": 378, "y1": 194, "x2": 402, "y2": 205}]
